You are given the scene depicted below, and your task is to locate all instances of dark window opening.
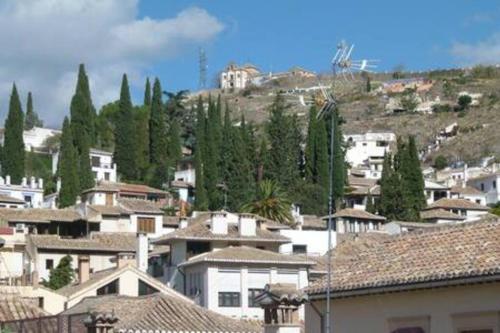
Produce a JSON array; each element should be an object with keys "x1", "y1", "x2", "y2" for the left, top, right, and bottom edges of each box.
[
  {"x1": 96, "y1": 279, "x2": 119, "y2": 295},
  {"x1": 46, "y1": 259, "x2": 53, "y2": 270},
  {"x1": 218, "y1": 292, "x2": 240, "y2": 307},
  {"x1": 292, "y1": 245, "x2": 307, "y2": 254},
  {"x1": 186, "y1": 241, "x2": 211, "y2": 259},
  {"x1": 248, "y1": 289, "x2": 264, "y2": 308},
  {"x1": 138, "y1": 279, "x2": 159, "y2": 296}
]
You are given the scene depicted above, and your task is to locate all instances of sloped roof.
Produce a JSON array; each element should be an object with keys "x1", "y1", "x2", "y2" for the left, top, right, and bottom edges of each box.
[
  {"x1": 83, "y1": 181, "x2": 166, "y2": 195},
  {"x1": 301, "y1": 215, "x2": 326, "y2": 230},
  {"x1": 306, "y1": 219, "x2": 500, "y2": 297},
  {"x1": 88, "y1": 205, "x2": 130, "y2": 216},
  {"x1": 348, "y1": 175, "x2": 377, "y2": 187},
  {"x1": 0, "y1": 296, "x2": 49, "y2": 321},
  {"x1": 424, "y1": 198, "x2": 489, "y2": 211},
  {"x1": 63, "y1": 294, "x2": 262, "y2": 333},
  {"x1": 450, "y1": 185, "x2": 486, "y2": 196},
  {"x1": 0, "y1": 208, "x2": 82, "y2": 223},
  {"x1": 420, "y1": 209, "x2": 466, "y2": 221},
  {"x1": 0, "y1": 194, "x2": 25, "y2": 204},
  {"x1": 28, "y1": 232, "x2": 136, "y2": 253},
  {"x1": 180, "y1": 246, "x2": 314, "y2": 267},
  {"x1": 153, "y1": 221, "x2": 290, "y2": 244},
  {"x1": 163, "y1": 216, "x2": 180, "y2": 227},
  {"x1": 117, "y1": 198, "x2": 163, "y2": 214},
  {"x1": 326, "y1": 208, "x2": 386, "y2": 221},
  {"x1": 424, "y1": 180, "x2": 449, "y2": 190}
]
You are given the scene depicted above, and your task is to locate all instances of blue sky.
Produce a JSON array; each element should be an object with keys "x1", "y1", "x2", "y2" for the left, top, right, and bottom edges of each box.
[
  {"x1": 0, "y1": 0, "x2": 497, "y2": 126},
  {"x1": 138, "y1": 0, "x2": 500, "y2": 92}
]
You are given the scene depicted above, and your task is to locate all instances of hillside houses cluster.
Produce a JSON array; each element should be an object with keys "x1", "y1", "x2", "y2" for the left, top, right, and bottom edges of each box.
[{"x1": 0, "y1": 125, "x2": 499, "y2": 333}]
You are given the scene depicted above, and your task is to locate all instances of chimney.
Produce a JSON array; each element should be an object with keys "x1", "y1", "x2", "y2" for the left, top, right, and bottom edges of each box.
[
  {"x1": 136, "y1": 232, "x2": 148, "y2": 272},
  {"x1": 31, "y1": 270, "x2": 39, "y2": 288},
  {"x1": 179, "y1": 217, "x2": 188, "y2": 229},
  {"x1": 30, "y1": 176, "x2": 36, "y2": 189},
  {"x1": 6, "y1": 175, "x2": 11, "y2": 185},
  {"x1": 21, "y1": 177, "x2": 27, "y2": 187},
  {"x1": 83, "y1": 312, "x2": 118, "y2": 333},
  {"x1": 0, "y1": 177, "x2": 4, "y2": 185},
  {"x1": 211, "y1": 212, "x2": 228, "y2": 235},
  {"x1": 38, "y1": 178, "x2": 43, "y2": 189},
  {"x1": 239, "y1": 214, "x2": 256, "y2": 237},
  {"x1": 116, "y1": 252, "x2": 135, "y2": 268},
  {"x1": 56, "y1": 178, "x2": 61, "y2": 192},
  {"x1": 78, "y1": 255, "x2": 90, "y2": 284}
]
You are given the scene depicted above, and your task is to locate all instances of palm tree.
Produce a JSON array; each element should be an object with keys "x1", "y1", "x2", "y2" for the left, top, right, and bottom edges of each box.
[{"x1": 241, "y1": 180, "x2": 293, "y2": 225}]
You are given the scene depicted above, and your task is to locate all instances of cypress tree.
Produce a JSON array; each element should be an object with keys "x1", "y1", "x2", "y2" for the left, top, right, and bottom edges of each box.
[
  {"x1": 115, "y1": 74, "x2": 138, "y2": 180},
  {"x1": 365, "y1": 191, "x2": 376, "y2": 214},
  {"x1": 265, "y1": 94, "x2": 301, "y2": 189},
  {"x1": 2, "y1": 84, "x2": 25, "y2": 183},
  {"x1": 144, "y1": 78, "x2": 152, "y2": 106},
  {"x1": 167, "y1": 120, "x2": 182, "y2": 169},
  {"x1": 78, "y1": 132, "x2": 94, "y2": 191},
  {"x1": 204, "y1": 96, "x2": 222, "y2": 209},
  {"x1": 134, "y1": 105, "x2": 150, "y2": 179},
  {"x1": 194, "y1": 98, "x2": 208, "y2": 210},
  {"x1": 24, "y1": 92, "x2": 43, "y2": 130},
  {"x1": 149, "y1": 78, "x2": 167, "y2": 165},
  {"x1": 326, "y1": 109, "x2": 346, "y2": 209},
  {"x1": 59, "y1": 117, "x2": 80, "y2": 208},
  {"x1": 399, "y1": 136, "x2": 426, "y2": 220},
  {"x1": 72, "y1": 64, "x2": 97, "y2": 145},
  {"x1": 379, "y1": 153, "x2": 404, "y2": 220},
  {"x1": 304, "y1": 106, "x2": 329, "y2": 192}
]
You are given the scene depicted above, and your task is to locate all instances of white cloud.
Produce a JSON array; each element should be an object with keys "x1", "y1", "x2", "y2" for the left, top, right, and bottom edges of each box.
[
  {"x1": 0, "y1": 0, "x2": 224, "y2": 126},
  {"x1": 451, "y1": 33, "x2": 500, "y2": 66}
]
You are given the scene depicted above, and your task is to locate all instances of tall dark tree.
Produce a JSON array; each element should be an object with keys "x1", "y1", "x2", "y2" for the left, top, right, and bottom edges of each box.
[
  {"x1": 326, "y1": 108, "x2": 346, "y2": 209},
  {"x1": 72, "y1": 64, "x2": 97, "y2": 145},
  {"x1": 2, "y1": 84, "x2": 25, "y2": 183},
  {"x1": 149, "y1": 78, "x2": 167, "y2": 165},
  {"x1": 265, "y1": 94, "x2": 301, "y2": 189},
  {"x1": 204, "y1": 96, "x2": 222, "y2": 209},
  {"x1": 144, "y1": 77, "x2": 152, "y2": 106},
  {"x1": 58, "y1": 117, "x2": 80, "y2": 208},
  {"x1": 24, "y1": 92, "x2": 43, "y2": 130},
  {"x1": 134, "y1": 105, "x2": 150, "y2": 179},
  {"x1": 378, "y1": 153, "x2": 404, "y2": 220},
  {"x1": 399, "y1": 136, "x2": 426, "y2": 220},
  {"x1": 167, "y1": 120, "x2": 182, "y2": 170},
  {"x1": 115, "y1": 74, "x2": 138, "y2": 180},
  {"x1": 77, "y1": 132, "x2": 94, "y2": 191},
  {"x1": 304, "y1": 106, "x2": 329, "y2": 191},
  {"x1": 194, "y1": 97, "x2": 208, "y2": 210}
]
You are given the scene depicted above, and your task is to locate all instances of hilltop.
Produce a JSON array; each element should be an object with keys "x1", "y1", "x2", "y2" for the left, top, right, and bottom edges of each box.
[{"x1": 192, "y1": 66, "x2": 500, "y2": 167}]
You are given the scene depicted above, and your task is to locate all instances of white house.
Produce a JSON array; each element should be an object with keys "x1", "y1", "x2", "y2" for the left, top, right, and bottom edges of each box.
[
  {"x1": 424, "y1": 180, "x2": 450, "y2": 205},
  {"x1": 220, "y1": 63, "x2": 260, "y2": 90},
  {"x1": 0, "y1": 127, "x2": 61, "y2": 153},
  {"x1": 0, "y1": 176, "x2": 44, "y2": 208},
  {"x1": 422, "y1": 198, "x2": 490, "y2": 222},
  {"x1": 326, "y1": 208, "x2": 387, "y2": 234},
  {"x1": 467, "y1": 172, "x2": 500, "y2": 205},
  {"x1": 152, "y1": 211, "x2": 291, "y2": 289},
  {"x1": 52, "y1": 148, "x2": 117, "y2": 183},
  {"x1": 344, "y1": 132, "x2": 396, "y2": 169},
  {"x1": 179, "y1": 246, "x2": 312, "y2": 320},
  {"x1": 450, "y1": 185, "x2": 488, "y2": 206}
]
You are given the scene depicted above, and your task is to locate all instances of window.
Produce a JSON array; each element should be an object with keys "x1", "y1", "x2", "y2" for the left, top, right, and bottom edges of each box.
[
  {"x1": 137, "y1": 217, "x2": 155, "y2": 233},
  {"x1": 105, "y1": 193, "x2": 114, "y2": 206},
  {"x1": 218, "y1": 292, "x2": 240, "y2": 307},
  {"x1": 91, "y1": 156, "x2": 101, "y2": 167},
  {"x1": 186, "y1": 241, "x2": 211, "y2": 259},
  {"x1": 46, "y1": 259, "x2": 54, "y2": 270},
  {"x1": 104, "y1": 172, "x2": 110, "y2": 181},
  {"x1": 493, "y1": 180, "x2": 497, "y2": 189},
  {"x1": 476, "y1": 199, "x2": 481, "y2": 204},
  {"x1": 96, "y1": 279, "x2": 119, "y2": 295},
  {"x1": 24, "y1": 195, "x2": 32, "y2": 204},
  {"x1": 481, "y1": 183, "x2": 485, "y2": 191},
  {"x1": 138, "y1": 279, "x2": 159, "y2": 296},
  {"x1": 248, "y1": 288, "x2": 264, "y2": 308},
  {"x1": 292, "y1": 245, "x2": 307, "y2": 254},
  {"x1": 92, "y1": 171, "x2": 98, "y2": 179},
  {"x1": 388, "y1": 316, "x2": 429, "y2": 333}
]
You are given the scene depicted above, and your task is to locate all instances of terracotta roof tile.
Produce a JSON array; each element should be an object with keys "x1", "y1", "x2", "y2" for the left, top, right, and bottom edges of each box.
[
  {"x1": 63, "y1": 294, "x2": 261, "y2": 332},
  {"x1": 0, "y1": 208, "x2": 82, "y2": 223},
  {"x1": 425, "y1": 198, "x2": 489, "y2": 211},
  {"x1": 451, "y1": 185, "x2": 486, "y2": 196},
  {"x1": 326, "y1": 208, "x2": 386, "y2": 221},
  {"x1": 306, "y1": 219, "x2": 500, "y2": 297},
  {"x1": 28, "y1": 232, "x2": 136, "y2": 253},
  {"x1": 88, "y1": 205, "x2": 130, "y2": 216},
  {"x1": 180, "y1": 246, "x2": 315, "y2": 267},
  {"x1": 420, "y1": 209, "x2": 466, "y2": 221},
  {"x1": 0, "y1": 296, "x2": 49, "y2": 321},
  {"x1": 117, "y1": 198, "x2": 163, "y2": 214},
  {"x1": 0, "y1": 194, "x2": 25, "y2": 204}
]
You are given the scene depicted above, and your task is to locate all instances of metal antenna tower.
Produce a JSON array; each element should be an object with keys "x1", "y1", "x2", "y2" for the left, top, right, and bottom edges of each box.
[
  {"x1": 318, "y1": 40, "x2": 377, "y2": 333},
  {"x1": 199, "y1": 47, "x2": 207, "y2": 89}
]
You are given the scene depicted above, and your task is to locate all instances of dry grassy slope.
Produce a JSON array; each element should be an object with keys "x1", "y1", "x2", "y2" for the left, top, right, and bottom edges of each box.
[{"x1": 202, "y1": 72, "x2": 500, "y2": 165}]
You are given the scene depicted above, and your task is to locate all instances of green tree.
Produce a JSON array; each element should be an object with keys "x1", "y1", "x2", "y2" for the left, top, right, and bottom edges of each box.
[
  {"x1": 365, "y1": 191, "x2": 376, "y2": 214},
  {"x1": 167, "y1": 120, "x2": 182, "y2": 170},
  {"x1": 326, "y1": 108, "x2": 346, "y2": 209},
  {"x1": 490, "y1": 202, "x2": 500, "y2": 217},
  {"x1": 400, "y1": 88, "x2": 419, "y2": 113},
  {"x1": 96, "y1": 101, "x2": 119, "y2": 151},
  {"x1": 58, "y1": 117, "x2": 80, "y2": 208},
  {"x1": 77, "y1": 131, "x2": 94, "y2": 191},
  {"x1": 2, "y1": 84, "x2": 25, "y2": 183},
  {"x1": 44, "y1": 255, "x2": 74, "y2": 290},
  {"x1": 241, "y1": 180, "x2": 292, "y2": 224},
  {"x1": 72, "y1": 64, "x2": 97, "y2": 146},
  {"x1": 149, "y1": 78, "x2": 167, "y2": 165},
  {"x1": 134, "y1": 105, "x2": 150, "y2": 179},
  {"x1": 265, "y1": 94, "x2": 301, "y2": 189},
  {"x1": 194, "y1": 97, "x2": 208, "y2": 210},
  {"x1": 204, "y1": 95, "x2": 222, "y2": 209},
  {"x1": 144, "y1": 77, "x2": 151, "y2": 106},
  {"x1": 24, "y1": 92, "x2": 43, "y2": 130},
  {"x1": 458, "y1": 94, "x2": 472, "y2": 110},
  {"x1": 378, "y1": 153, "x2": 404, "y2": 220},
  {"x1": 114, "y1": 74, "x2": 138, "y2": 180},
  {"x1": 433, "y1": 155, "x2": 448, "y2": 170}
]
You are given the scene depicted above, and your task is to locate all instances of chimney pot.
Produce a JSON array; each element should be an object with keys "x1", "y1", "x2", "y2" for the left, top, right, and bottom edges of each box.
[
  {"x1": 211, "y1": 212, "x2": 228, "y2": 235},
  {"x1": 117, "y1": 252, "x2": 135, "y2": 268},
  {"x1": 30, "y1": 176, "x2": 36, "y2": 189},
  {"x1": 6, "y1": 175, "x2": 11, "y2": 185},
  {"x1": 239, "y1": 213, "x2": 256, "y2": 237},
  {"x1": 21, "y1": 177, "x2": 27, "y2": 187},
  {"x1": 136, "y1": 232, "x2": 148, "y2": 272}
]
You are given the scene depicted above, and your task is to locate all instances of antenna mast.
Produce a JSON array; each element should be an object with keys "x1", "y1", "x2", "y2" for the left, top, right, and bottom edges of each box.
[{"x1": 199, "y1": 47, "x2": 207, "y2": 89}]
